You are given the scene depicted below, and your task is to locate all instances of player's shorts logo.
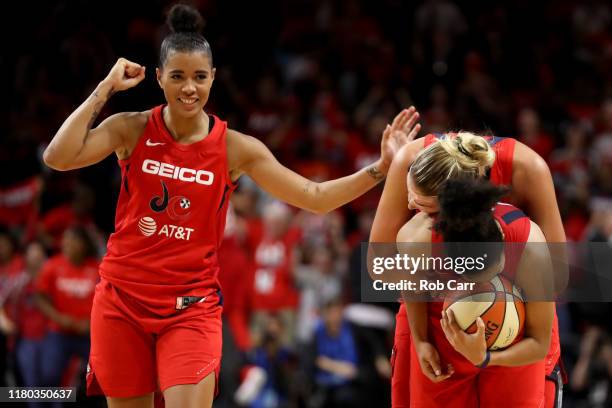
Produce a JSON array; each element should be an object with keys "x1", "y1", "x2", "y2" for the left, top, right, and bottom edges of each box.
[{"x1": 138, "y1": 217, "x2": 157, "y2": 236}]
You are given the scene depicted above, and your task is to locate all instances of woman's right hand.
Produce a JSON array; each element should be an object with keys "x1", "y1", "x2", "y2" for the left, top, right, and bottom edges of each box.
[
  {"x1": 415, "y1": 341, "x2": 454, "y2": 382},
  {"x1": 103, "y1": 58, "x2": 146, "y2": 92}
]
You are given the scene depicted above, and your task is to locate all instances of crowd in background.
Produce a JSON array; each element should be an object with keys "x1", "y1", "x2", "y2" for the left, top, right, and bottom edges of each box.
[{"x1": 1, "y1": 0, "x2": 611, "y2": 407}]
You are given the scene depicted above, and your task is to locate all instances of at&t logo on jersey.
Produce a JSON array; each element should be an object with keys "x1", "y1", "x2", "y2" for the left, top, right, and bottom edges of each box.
[
  {"x1": 138, "y1": 217, "x2": 157, "y2": 236},
  {"x1": 142, "y1": 159, "x2": 214, "y2": 186},
  {"x1": 137, "y1": 216, "x2": 195, "y2": 241}
]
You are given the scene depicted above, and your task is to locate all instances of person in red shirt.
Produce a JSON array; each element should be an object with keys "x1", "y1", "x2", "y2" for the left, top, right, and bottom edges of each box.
[
  {"x1": 0, "y1": 228, "x2": 24, "y2": 387},
  {"x1": 249, "y1": 201, "x2": 301, "y2": 347},
  {"x1": 42, "y1": 4, "x2": 416, "y2": 408},
  {"x1": 0, "y1": 241, "x2": 49, "y2": 404},
  {"x1": 37, "y1": 184, "x2": 100, "y2": 251},
  {"x1": 35, "y1": 226, "x2": 99, "y2": 396}
]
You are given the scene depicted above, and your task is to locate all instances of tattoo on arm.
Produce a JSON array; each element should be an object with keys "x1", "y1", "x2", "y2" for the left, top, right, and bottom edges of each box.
[
  {"x1": 367, "y1": 165, "x2": 385, "y2": 181},
  {"x1": 303, "y1": 182, "x2": 312, "y2": 194},
  {"x1": 82, "y1": 87, "x2": 115, "y2": 145}
]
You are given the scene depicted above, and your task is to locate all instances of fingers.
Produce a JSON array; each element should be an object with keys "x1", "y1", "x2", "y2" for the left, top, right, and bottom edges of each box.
[
  {"x1": 407, "y1": 123, "x2": 422, "y2": 141},
  {"x1": 125, "y1": 64, "x2": 145, "y2": 78},
  {"x1": 446, "y1": 309, "x2": 462, "y2": 331},
  {"x1": 390, "y1": 108, "x2": 408, "y2": 130},
  {"x1": 440, "y1": 311, "x2": 453, "y2": 344},
  {"x1": 383, "y1": 124, "x2": 391, "y2": 140},
  {"x1": 476, "y1": 317, "x2": 486, "y2": 336},
  {"x1": 403, "y1": 110, "x2": 421, "y2": 140},
  {"x1": 391, "y1": 106, "x2": 415, "y2": 130},
  {"x1": 424, "y1": 361, "x2": 454, "y2": 382}
]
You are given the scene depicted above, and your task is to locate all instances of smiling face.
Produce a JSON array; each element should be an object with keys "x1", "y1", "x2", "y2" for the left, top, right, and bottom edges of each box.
[
  {"x1": 156, "y1": 51, "x2": 216, "y2": 118},
  {"x1": 407, "y1": 173, "x2": 440, "y2": 214}
]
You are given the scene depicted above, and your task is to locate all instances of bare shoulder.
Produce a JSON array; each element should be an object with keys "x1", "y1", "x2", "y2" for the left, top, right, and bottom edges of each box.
[
  {"x1": 511, "y1": 141, "x2": 554, "y2": 205},
  {"x1": 527, "y1": 221, "x2": 546, "y2": 243},
  {"x1": 397, "y1": 212, "x2": 432, "y2": 243},
  {"x1": 512, "y1": 141, "x2": 550, "y2": 178},
  {"x1": 226, "y1": 128, "x2": 268, "y2": 181},
  {"x1": 226, "y1": 128, "x2": 270, "y2": 168}
]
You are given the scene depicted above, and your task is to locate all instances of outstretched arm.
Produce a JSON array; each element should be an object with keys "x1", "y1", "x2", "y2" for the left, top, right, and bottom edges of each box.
[
  {"x1": 230, "y1": 108, "x2": 420, "y2": 214},
  {"x1": 370, "y1": 137, "x2": 425, "y2": 243},
  {"x1": 43, "y1": 58, "x2": 146, "y2": 171}
]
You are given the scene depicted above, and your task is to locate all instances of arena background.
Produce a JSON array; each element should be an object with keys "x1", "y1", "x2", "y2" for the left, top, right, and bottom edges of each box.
[{"x1": 1, "y1": 0, "x2": 611, "y2": 407}]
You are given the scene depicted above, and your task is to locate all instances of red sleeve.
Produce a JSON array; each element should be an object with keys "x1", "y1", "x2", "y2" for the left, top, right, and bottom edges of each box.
[{"x1": 491, "y1": 138, "x2": 516, "y2": 186}]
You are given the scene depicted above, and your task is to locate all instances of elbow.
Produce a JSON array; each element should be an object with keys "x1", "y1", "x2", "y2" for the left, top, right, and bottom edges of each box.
[
  {"x1": 309, "y1": 206, "x2": 328, "y2": 216},
  {"x1": 533, "y1": 337, "x2": 551, "y2": 361},
  {"x1": 534, "y1": 347, "x2": 548, "y2": 362},
  {"x1": 42, "y1": 147, "x2": 70, "y2": 171},
  {"x1": 307, "y1": 184, "x2": 329, "y2": 215}
]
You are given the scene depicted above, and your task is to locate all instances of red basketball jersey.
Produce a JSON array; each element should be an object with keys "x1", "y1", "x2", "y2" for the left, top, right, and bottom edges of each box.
[
  {"x1": 99, "y1": 105, "x2": 237, "y2": 315},
  {"x1": 423, "y1": 133, "x2": 515, "y2": 186}
]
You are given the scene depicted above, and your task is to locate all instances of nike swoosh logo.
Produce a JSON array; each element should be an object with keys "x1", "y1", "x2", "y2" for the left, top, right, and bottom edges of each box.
[{"x1": 146, "y1": 139, "x2": 165, "y2": 147}]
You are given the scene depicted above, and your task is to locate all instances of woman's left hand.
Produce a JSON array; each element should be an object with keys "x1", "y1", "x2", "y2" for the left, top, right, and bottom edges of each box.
[
  {"x1": 440, "y1": 309, "x2": 488, "y2": 366},
  {"x1": 378, "y1": 106, "x2": 421, "y2": 173}
]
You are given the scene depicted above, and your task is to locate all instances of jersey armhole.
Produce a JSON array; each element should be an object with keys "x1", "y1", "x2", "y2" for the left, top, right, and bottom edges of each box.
[{"x1": 222, "y1": 125, "x2": 239, "y2": 190}]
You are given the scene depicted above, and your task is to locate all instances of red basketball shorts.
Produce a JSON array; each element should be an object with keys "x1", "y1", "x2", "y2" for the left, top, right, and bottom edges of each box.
[
  {"x1": 391, "y1": 303, "x2": 411, "y2": 408},
  {"x1": 409, "y1": 318, "x2": 545, "y2": 408},
  {"x1": 86, "y1": 278, "x2": 223, "y2": 398}
]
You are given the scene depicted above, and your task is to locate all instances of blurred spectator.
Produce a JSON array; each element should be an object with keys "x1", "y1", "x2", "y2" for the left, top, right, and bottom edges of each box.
[
  {"x1": 218, "y1": 205, "x2": 254, "y2": 408},
  {"x1": 308, "y1": 298, "x2": 359, "y2": 408},
  {"x1": 294, "y1": 245, "x2": 345, "y2": 343},
  {"x1": 517, "y1": 107, "x2": 556, "y2": 162},
  {"x1": 35, "y1": 226, "x2": 99, "y2": 401},
  {"x1": 235, "y1": 314, "x2": 297, "y2": 408},
  {"x1": 0, "y1": 131, "x2": 43, "y2": 241},
  {"x1": 0, "y1": 229, "x2": 23, "y2": 386},
  {"x1": 248, "y1": 201, "x2": 301, "y2": 347},
  {"x1": 0, "y1": 241, "x2": 48, "y2": 407},
  {"x1": 37, "y1": 183, "x2": 103, "y2": 252}
]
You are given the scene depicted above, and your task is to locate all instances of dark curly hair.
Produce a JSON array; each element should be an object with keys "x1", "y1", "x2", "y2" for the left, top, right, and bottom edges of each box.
[
  {"x1": 159, "y1": 3, "x2": 213, "y2": 68},
  {"x1": 435, "y1": 177, "x2": 510, "y2": 274}
]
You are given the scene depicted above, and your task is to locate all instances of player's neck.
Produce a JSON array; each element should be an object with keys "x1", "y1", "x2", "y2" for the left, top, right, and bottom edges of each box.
[{"x1": 163, "y1": 107, "x2": 209, "y2": 143}]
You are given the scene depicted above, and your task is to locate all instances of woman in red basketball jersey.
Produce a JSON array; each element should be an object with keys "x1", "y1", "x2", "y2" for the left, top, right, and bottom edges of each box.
[
  {"x1": 42, "y1": 4, "x2": 418, "y2": 408},
  {"x1": 395, "y1": 157, "x2": 554, "y2": 406},
  {"x1": 372, "y1": 132, "x2": 565, "y2": 408}
]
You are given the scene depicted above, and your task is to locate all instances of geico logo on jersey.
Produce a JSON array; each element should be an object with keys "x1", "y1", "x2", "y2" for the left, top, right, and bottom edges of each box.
[
  {"x1": 138, "y1": 217, "x2": 194, "y2": 240},
  {"x1": 142, "y1": 159, "x2": 214, "y2": 185}
]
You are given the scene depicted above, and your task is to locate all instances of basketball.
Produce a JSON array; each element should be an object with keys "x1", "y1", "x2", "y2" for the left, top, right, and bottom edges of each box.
[{"x1": 443, "y1": 274, "x2": 525, "y2": 350}]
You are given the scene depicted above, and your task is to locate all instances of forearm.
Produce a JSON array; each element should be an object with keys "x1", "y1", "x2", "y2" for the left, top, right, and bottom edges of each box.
[
  {"x1": 313, "y1": 159, "x2": 386, "y2": 213},
  {"x1": 43, "y1": 81, "x2": 114, "y2": 169},
  {"x1": 405, "y1": 301, "x2": 429, "y2": 343},
  {"x1": 489, "y1": 337, "x2": 549, "y2": 367}
]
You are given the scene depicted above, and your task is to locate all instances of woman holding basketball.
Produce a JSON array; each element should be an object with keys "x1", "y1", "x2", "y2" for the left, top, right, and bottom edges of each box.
[
  {"x1": 372, "y1": 131, "x2": 565, "y2": 408},
  {"x1": 395, "y1": 141, "x2": 554, "y2": 407},
  {"x1": 42, "y1": 4, "x2": 417, "y2": 408}
]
